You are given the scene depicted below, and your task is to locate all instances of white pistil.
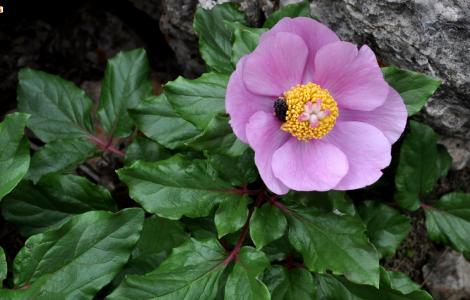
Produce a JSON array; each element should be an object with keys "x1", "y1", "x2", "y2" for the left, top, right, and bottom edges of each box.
[{"x1": 297, "y1": 100, "x2": 331, "y2": 128}]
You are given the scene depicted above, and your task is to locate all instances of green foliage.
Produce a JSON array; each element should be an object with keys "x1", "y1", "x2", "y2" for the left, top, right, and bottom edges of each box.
[
  {"x1": 130, "y1": 94, "x2": 201, "y2": 149},
  {"x1": 1, "y1": 2, "x2": 456, "y2": 299},
  {"x1": 229, "y1": 22, "x2": 266, "y2": 65},
  {"x1": 215, "y1": 196, "x2": 250, "y2": 238},
  {"x1": 131, "y1": 75, "x2": 245, "y2": 156},
  {"x1": 2, "y1": 174, "x2": 115, "y2": 236},
  {"x1": 187, "y1": 114, "x2": 248, "y2": 156},
  {"x1": 250, "y1": 203, "x2": 287, "y2": 249},
  {"x1": 0, "y1": 247, "x2": 6, "y2": 284},
  {"x1": 109, "y1": 238, "x2": 227, "y2": 299},
  {"x1": 395, "y1": 121, "x2": 451, "y2": 210},
  {"x1": 118, "y1": 155, "x2": 249, "y2": 219},
  {"x1": 27, "y1": 138, "x2": 97, "y2": 183},
  {"x1": 358, "y1": 201, "x2": 411, "y2": 258},
  {"x1": 225, "y1": 247, "x2": 270, "y2": 300},
  {"x1": 125, "y1": 216, "x2": 189, "y2": 274},
  {"x1": 165, "y1": 72, "x2": 228, "y2": 129},
  {"x1": 10, "y1": 209, "x2": 144, "y2": 299},
  {"x1": 424, "y1": 193, "x2": 470, "y2": 254},
  {"x1": 316, "y1": 268, "x2": 432, "y2": 300},
  {"x1": 97, "y1": 48, "x2": 153, "y2": 137},
  {"x1": 382, "y1": 66, "x2": 441, "y2": 116},
  {"x1": 17, "y1": 69, "x2": 93, "y2": 142},
  {"x1": 263, "y1": 266, "x2": 315, "y2": 300},
  {"x1": 194, "y1": 3, "x2": 246, "y2": 73},
  {"x1": 125, "y1": 136, "x2": 171, "y2": 164},
  {"x1": 207, "y1": 149, "x2": 257, "y2": 186},
  {"x1": 286, "y1": 203, "x2": 380, "y2": 287},
  {"x1": 264, "y1": 1, "x2": 310, "y2": 28},
  {"x1": 16, "y1": 49, "x2": 153, "y2": 183},
  {"x1": 0, "y1": 113, "x2": 30, "y2": 201}
]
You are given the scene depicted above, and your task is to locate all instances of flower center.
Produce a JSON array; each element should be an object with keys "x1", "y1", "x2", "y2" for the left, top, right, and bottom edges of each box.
[{"x1": 279, "y1": 83, "x2": 339, "y2": 140}]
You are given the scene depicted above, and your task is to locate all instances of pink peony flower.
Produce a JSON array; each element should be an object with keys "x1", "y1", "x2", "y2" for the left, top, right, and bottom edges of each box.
[{"x1": 226, "y1": 17, "x2": 407, "y2": 195}]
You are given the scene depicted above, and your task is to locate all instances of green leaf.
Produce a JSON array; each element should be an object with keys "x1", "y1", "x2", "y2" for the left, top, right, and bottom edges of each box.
[
  {"x1": 12, "y1": 208, "x2": 144, "y2": 298},
  {"x1": 207, "y1": 149, "x2": 257, "y2": 187},
  {"x1": 225, "y1": 246, "x2": 270, "y2": 300},
  {"x1": 17, "y1": 68, "x2": 93, "y2": 142},
  {"x1": 2, "y1": 174, "x2": 116, "y2": 236},
  {"x1": 0, "y1": 246, "x2": 6, "y2": 284},
  {"x1": 193, "y1": 3, "x2": 246, "y2": 73},
  {"x1": 184, "y1": 217, "x2": 219, "y2": 240},
  {"x1": 382, "y1": 66, "x2": 441, "y2": 116},
  {"x1": 286, "y1": 204, "x2": 380, "y2": 287},
  {"x1": 262, "y1": 235, "x2": 294, "y2": 262},
  {"x1": 0, "y1": 276, "x2": 51, "y2": 299},
  {"x1": 97, "y1": 49, "x2": 153, "y2": 137},
  {"x1": 215, "y1": 196, "x2": 250, "y2": 238},
  {"x1": 250, "y1": 203, "x2": 287, "y2": 249},
  {"x1": 358, "y1": 201, "x2": 411, "y2": 258},
  {"x1": 382, "y1": 269, "x2": 425, "y2": 295},
  {"x1": 316, "y1": 268, "x2": 432, "y2": 300},
  {"x1": 395, "y1": 121, "x2": 444, "y2": 210},
  {"x1": 424, "y1": 192, "x2": 470, "y2": 253},
  {"x1": 0, "y1": 113, "x2": 30, "y2": 201},
  {"x1": 229, "y1": 22, "x2": 266, "y2": 65},
  {"x1": 263, "y1": 265, "x2": 315, "y2": 300},
  {"x1": 118, "y1": 155, "x2": 246, "y2": 219},
  {"x1": 125, "y1": 136, "x2": 171, "y2": 165},
  {"x1": 165, "y1": 72, "x2": 229, "y2": 129},
  {"x1": 126, "y1": 216, "x2": 189, "y2": 274},
  {"x1": 130, "y1": 95, "x2": 200, "y2": 149},
  {"x1": 187, "y1": 115, "x2": 247, "y2": 156},
  {"x1": 109, "y1": 238, "x2": 227, "y2": 299},
  {"x1": 437, "y1": 144, "x2": 452, "y2": 178},
  {"x1": 264, "y1": 1, "x2": 311, "y2": 28},
  {"x1": 285, "y1": 191, "x2": 355, "y2": 216},
  {"x1": 27, "y1": 137, "x2": 96, "y2": 183}
]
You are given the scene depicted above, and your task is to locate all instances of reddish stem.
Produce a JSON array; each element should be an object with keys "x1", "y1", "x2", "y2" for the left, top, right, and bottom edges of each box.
[
  {"x1": 269, "y1": 196, "x2": 292, "y2": 215},
  {"x1": 216, "y1": 186, "x2": 260, "y2": 196},
  {"x1": 223, "y1": 192, "x2": 265, "y2": 265},
  {"x1": 282, "y1": 255, "x2": 305, "y2": 269},
  {"x1": 89, "y1": 135, "x2": 125, "y2": 157},
  {"x1": 223, "y1": 220, "x2": 250, "y2": 265},
  {"x1": 420, "y1": 203, "x2": 433, "y2": 209}
]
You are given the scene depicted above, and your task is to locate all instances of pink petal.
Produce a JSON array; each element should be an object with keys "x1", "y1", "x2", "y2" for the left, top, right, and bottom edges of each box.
[
  {"x1": 226, "y1": 57, "x2": 273, "y2": 143},
  {"x1": 260, "y1": 17, "x2": 340, "y2": 81},
  {"x1": 324, "y1": 121, "x2": 392, "y2": 190},
  {"x1": 243, "y1": 32, "x2": 308, "y2": 97},
  {"x1": 246, "y1": 111, "x2": 290, "y2": 194},
  {"x1": 313, "y1": 42, "x2": 389, "y2": 111},
  {"x1": 271, "y1": 138, "x2": 349, "y2": 191},
  {"x1": 338, "y1": 87, "x2": 407, "y2": 144}
]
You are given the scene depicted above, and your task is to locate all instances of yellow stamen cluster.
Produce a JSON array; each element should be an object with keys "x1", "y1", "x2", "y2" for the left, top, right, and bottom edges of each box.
[{"x1": 281, "y1": 83, "x2": 339, "y2": 140}]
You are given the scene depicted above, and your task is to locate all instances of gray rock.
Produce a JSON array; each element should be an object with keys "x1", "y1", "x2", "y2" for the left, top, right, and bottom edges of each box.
[
  {"x1": 280, "y1": 0, "x2": 304, "y2": 6},
  {"x1": 160, "y1": 0, "x2": 205, "y2": 78},
  {"x1": 439, "y1": 138, "x2": 470, "y2": 170},
  {"x1": 423, "y1": 249, "x2": 470, "y2": 300},
  {"x1": 309, "y1": 0, "x2": 470, "y2": 143}
]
